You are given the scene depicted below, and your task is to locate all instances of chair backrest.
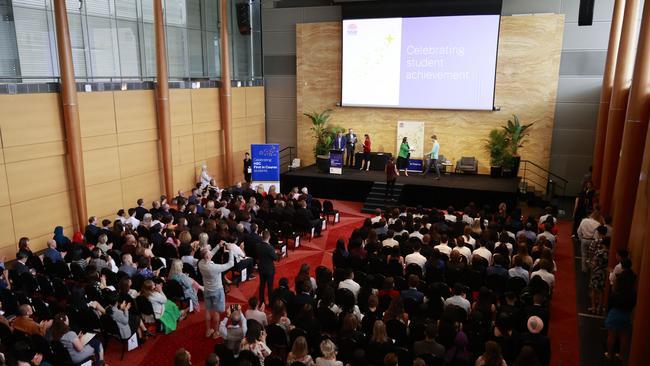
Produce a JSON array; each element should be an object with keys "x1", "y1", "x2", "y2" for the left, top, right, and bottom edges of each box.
[
  {"x1": 460, "y1": 157, "x2": 475, "y2": 166},
  {"x1": 337, "y1": 337, "x2": 359, "y2": 364},
  {"x1": 163, "y1": 279, "x2": 185, "y2": 300},
  {"x1": 405, "y1": 263, "x2": 423, "y2": 279},
  {"x1": 265, "y1": 323, "x2": 288, "y2": 347},
  {"x1": 135, "y1": 295, "x2": 154, "y2": 316},
  {"x1": 50, "y1": 340, "x2": 74, "y2": 365},
  {"x1": 323, "y1": 200, "x2": 334, "y2": 212},
  {"x1": 100, "y1": 314, "x2": 121, "y2": 338}
]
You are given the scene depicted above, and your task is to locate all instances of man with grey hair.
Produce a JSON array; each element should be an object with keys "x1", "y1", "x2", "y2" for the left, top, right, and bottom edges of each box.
[{"x1": 119, "y1": 253, "x2": 137, "y2": 278}]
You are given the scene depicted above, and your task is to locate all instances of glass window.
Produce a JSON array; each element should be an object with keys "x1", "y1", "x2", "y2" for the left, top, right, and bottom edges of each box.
[
  {"x1": 142, "y1": 21, "x2": 156, "y2": 77},
  {"x1": 164, "y1": 0, "x2": 185, "y2": 26},
  {"x1": 68, "y1": 14, "x2": 88, "y2": 78},
  {"x1": 13, "y1": 6, "x2": 58, "y2": 79},
  {"x1": 188, "y1": 28, "x2": 203, "y2": 77},
  {"x1": 115, "y1": 0, "x2": 138, "y2": 20},
  {"x1": 0, "y1": 0, "x2": 21, "y2": 79},
  {"x1": 166, "y1": 25, "x2": 188, "y2": 78},
  {"x1": 117, "y1": 19, "x2": 140, "y2": 78},
  {"x1": 87, "y1": 15, "x2": 120, "y2": 78}
]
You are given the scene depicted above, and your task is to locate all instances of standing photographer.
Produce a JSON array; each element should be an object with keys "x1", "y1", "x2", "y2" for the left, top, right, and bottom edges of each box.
[{"x1": 218, "y1": 304, "x2": 247, "y2": 355}]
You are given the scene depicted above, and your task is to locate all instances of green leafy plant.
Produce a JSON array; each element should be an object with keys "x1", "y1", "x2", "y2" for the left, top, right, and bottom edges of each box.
[
  {"x1": 503, "y1": 114, "x2": 534, "y2": 156},
  {"x1": 305, "y1": 109, "x2": 334, "y2": 157},
  {"x1": 484, "y1": 129, "x2": 509, "y2": 167}
]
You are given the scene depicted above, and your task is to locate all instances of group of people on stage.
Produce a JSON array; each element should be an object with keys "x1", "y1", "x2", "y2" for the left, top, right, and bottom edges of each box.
[
  {"x1": 332, "y1": 130, "x2": 442, "y2": 179},
  {"x1": 333, "y1": 128, "x2": 373, "y2": 171}
]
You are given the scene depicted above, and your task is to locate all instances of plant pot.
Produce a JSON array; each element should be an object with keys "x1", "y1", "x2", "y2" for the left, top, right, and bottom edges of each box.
[
  {"x1": 490, "y1": 166, "x2": 503, "y2": 178},
  {"x1": 316, "y1": 155, "x2": 330, "y2": 173},
  {"x1": 511, "y1": 156, "x2": 521, "y2": 177}
]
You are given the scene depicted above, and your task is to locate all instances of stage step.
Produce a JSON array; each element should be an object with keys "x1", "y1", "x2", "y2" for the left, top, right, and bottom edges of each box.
[{"x1": 361, "y1": 182, "x2": 403, "y2": 214}]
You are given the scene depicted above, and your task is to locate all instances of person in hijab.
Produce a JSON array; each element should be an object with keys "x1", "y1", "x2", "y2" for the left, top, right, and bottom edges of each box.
[{"x1": 445, "y1": 331, "x2": 472, "y2": 366}]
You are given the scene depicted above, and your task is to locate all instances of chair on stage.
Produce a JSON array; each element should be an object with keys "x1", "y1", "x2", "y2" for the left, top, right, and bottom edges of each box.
[{"x1": 455, "y1": 156, "x2": 478, "y2": 174}]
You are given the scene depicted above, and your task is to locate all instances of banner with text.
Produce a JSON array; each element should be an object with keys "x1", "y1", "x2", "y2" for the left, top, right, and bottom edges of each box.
[
  {"x1": 251, "y1": 144, "x2": 280, "y2": 192},
  {"x1": 397, "y1": 121, "x2": 424, "y2": 172},
  {"x1": 329, "y1": 149, "x2": 343, "y2": 175}
]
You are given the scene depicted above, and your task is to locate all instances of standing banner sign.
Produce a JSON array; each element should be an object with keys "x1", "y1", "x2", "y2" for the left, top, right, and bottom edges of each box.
[
  {"x1": 329, "y1": 149, "x2": 343, "y2": 174},
  {"x1": 251, "y1": 144, "x2": 280, "y2": 192},
  {"x1": 396, "y1": 121, "x2": 425, "y2": 172}
]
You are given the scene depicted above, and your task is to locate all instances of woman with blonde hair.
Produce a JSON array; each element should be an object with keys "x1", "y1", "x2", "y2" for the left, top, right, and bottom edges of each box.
[
  {"x1": 178, "y1": 231, "x2": 192, "y2": 246},
  {"x1": 367, "y1": 320, "x2": 394, "y2": 365},
  {"x1": 286, "y1": 336, "x2": 314, "y2": 366},
  {"x1": 168, "y1": 259, "x2": 202, "y2": 312},
  {"x1": 315, "y1": 339, "x2": 342, "y2": 366}
]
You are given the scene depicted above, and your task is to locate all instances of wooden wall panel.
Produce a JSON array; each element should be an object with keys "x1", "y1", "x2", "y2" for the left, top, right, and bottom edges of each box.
[
  {"x1": 121, "y1": 170, "x2": 163, "y2": 209},
  {"x1": 82, "y1": 135, "x2": 118, "y2": 151},
  {"x1": 118, "y1": 141, "x2": 160, "y2": 178},
  {"x1": 0, "y1": 167, "x2": 10, "y2": 207},
  {"x1": 172, "y1": 135, "x2": 195, "y2": 166},
  {"x1": 169, "y1": 89, "x2": 193, "y2": 126},
  {"x1": 5, "y1": 156, "x2": 69, "y2": 203},
  {"x1": 295, "y1": 16, "x2": 564, "y2": 172},
  {"x1": 117, "y1": 129, "x2": 158, "y2": 146},
  {"x1": 233, "y1": 123, "x2": 265, "y2": 149},
  {"x1": 78, "y1": 92, "x2": 117, "y2": 137},
  {"x1": 232, "y1": 88, "x2": 246, "y2": 119},
  {"x1": 0, "y1": 94, "x2": 64, "y2": 147},
  {"x1": 172, "y1": 163, "x2": 196, "y2": 194},
  {"x1": 204, "y1": 131, "x2": 224, "y2": 158},
  {"x1": 83, "y1": 147, "x2": 121, "y2": 186},
  {"x1": 114, "y1": 90, "x2": 156, "y2": 133},
  {"x1": 86, "y1": 181, "x2": 124, "y2": 218},
  {"x1": 12, "y1": 191, "x2": 74, "y2": 242},
  {"x1": 191, "y1": 89, "x2": 220, "y2": 124},
  {"x1": 0, "y1": 205, "x2": 16, "y2": 249},
  {"x1": 245, "y1": 86, "x2": 265, "y2": 117},
  {"x1": 3, "y1": 142, "x2": 66, "y2": 164}
]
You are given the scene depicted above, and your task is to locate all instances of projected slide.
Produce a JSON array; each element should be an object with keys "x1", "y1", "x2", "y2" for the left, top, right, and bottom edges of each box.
[{"x1": 341, "y1": 15, "x2": 500, "y2": 110}]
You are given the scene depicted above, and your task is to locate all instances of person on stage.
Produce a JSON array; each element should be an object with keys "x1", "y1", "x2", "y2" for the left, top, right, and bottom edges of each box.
[
  {"x1": 421, "y1": 135, "x2": 441, "y2": 180},
  {"x1": 397, "y1": 137, "x2": 415, "y2": 176},
  {"x1": 359, "y1": 134, "x2": 371, "y2": 171},
  {"x1": 333, "y1": 131, "x2": 346, "y2": 151},
  {"x1": 345, "y1": 128, "x2": 358, "y2": 167},
  {"x1": 385, "y1": 156, "x2": 398, "y2": 199},
  {"x1": 243, "y1": 152, "x2": 252, "y2": 183}
]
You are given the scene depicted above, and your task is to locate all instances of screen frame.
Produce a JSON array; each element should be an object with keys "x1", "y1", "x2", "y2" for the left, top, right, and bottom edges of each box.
[{"x1": 339, "y1": 0, "x2": 503, "y2": 111}]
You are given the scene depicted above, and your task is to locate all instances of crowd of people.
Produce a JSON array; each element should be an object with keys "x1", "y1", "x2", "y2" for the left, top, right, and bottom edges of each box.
[{"x1": 0, "y1": 162, "x2": 638, "y2": 366}]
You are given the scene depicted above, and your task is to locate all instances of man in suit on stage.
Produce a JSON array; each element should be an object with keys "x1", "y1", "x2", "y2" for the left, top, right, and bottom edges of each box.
[
  {"x1": 333, "y1": 131, "x2": 345, "y2": 151},
  {"x1": 345, "y1": 128, "x2": 357, "y2": 167},
  {"x1": 256, "y1": 230, "x2": 277, "y2": 305}
]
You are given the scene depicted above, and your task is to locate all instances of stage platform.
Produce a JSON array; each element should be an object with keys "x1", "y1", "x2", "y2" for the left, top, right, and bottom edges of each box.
[{"x1": 281, "y1": 165, "x2": 520, "y2": 210}]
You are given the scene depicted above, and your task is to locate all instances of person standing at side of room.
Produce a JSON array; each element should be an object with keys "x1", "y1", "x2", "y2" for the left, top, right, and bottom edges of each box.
[
  {"x1": 385, "y1": 156, "x2": 399, "y2": 199},
  {"x1": 345, "y1": 128, "x2": 357, "y2": 167},
  {"x1": 360, "y1": 134, "x2": 372, "y2": 171},
  {"x1": 243, "y1": 152, "x2": 252, "y2": 183}
]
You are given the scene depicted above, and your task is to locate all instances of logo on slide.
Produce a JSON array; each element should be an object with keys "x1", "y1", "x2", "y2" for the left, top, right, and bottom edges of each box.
[{"x1": 346, "y1": 23, "x2": 357, "y2": 36}]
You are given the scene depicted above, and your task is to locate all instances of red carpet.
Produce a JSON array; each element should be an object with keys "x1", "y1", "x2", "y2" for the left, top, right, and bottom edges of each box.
[
  {"x1": 105, "y1": 205, "x2": 580, "y2": 366},
  {"x1": 548, "y1": 221, "x2": 580, "y2": 366},
  {"x1": 105, "y1": 200, "x2": 369, "y2": 366}
]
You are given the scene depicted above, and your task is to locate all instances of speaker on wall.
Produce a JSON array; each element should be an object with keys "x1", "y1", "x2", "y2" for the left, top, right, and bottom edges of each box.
[
  {"x1": 578, "y1": 0, "x2": 595, "y2": 26},
  {"x1": 236, "y1": 2, "x2": 251, "y2": 35}
]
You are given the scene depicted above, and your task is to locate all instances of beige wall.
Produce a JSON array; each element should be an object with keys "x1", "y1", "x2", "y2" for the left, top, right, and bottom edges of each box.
[
  {"x1": 296, "y1": 15, "x2": 564, "y2": 174},
  {"x1": 0, "y1": 86, "x2": 265, "y2": 256}
]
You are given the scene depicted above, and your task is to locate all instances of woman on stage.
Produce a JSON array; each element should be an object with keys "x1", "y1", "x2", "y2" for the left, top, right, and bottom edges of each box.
[
  {"x1": 360, "y1": 134, "x2": 372, "y2": 171},
  {"x1": 397, "y1": 137, "x2": 414, "y2": 176}
]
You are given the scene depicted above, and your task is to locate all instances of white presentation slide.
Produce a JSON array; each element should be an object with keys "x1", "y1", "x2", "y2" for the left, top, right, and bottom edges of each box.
[{"x1": 341, "y1": 15, "x2": 501, "y2": 110}]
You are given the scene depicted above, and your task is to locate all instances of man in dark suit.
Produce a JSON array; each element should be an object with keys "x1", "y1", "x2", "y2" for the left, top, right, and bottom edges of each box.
[
  {"x1": 270, "y1": 277, "x2": 295, "y2": 309},
  {"x1": 333, "y1": 131, "x2": 345, "y2": 150},
  {"x1": 134, "y1": 198, "x2": 148, "y2": 221},
  {"x1": 84, "y1": 216, "x2": 101, "y2": 245},
  {"x1": 291, "y1": 281, "x2": 316, "y2": 320},
  {"x1": 344, "y1": 128, "x2": 357, "y2": 167},
  {"x1": 294, "y1": 200, "x2": 322, "y2": 237},
  {"x1": 256, "y1": 230, "x2": 277, "y2": 305},
  {"x1": 241, "y1": 223, "x2": 262, "y2": 261},
  {"x1": 401, "y1": 274, "x2": 425, "y2": 303}
]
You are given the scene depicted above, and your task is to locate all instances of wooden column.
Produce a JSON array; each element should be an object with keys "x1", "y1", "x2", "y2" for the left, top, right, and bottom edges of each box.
[
  {"x1": 52, "y1": 0, "x2": 88, "y2": 231},
  {"x1": 610, "y1": 0, "x2": 650, "y2": 265},
  {"x1": 599, "y1": 0, "x2": 640, "y2": 213},
  {"x1": 629, "y1": 180, "x2": 650, "y2": 365},
  {"x1": 154, "y1": 0, "x2": 173, "y2": 199},
  {"x1": 592, "y1": 0, "x2": 626, "y2": 189},
  {"x1": 219, "y1": 0, "x2": 234, "y2": 185}
]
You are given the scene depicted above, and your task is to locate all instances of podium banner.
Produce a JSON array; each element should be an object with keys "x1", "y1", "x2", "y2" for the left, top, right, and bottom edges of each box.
[
  {"x1": 251, "y1": 144, "x2": 280, "y2": 192},
  {"x1": 329, "y1": 149, "x2": 343, "y2": 174}
]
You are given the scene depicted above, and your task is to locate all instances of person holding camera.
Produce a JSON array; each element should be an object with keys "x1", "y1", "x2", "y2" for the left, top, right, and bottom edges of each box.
[
  {"x1": 218, "y1": 304, "x2": 247, "y2": 355},
  {"x1": 199, "y1": 241, "x2": 235, "y2": 339}
]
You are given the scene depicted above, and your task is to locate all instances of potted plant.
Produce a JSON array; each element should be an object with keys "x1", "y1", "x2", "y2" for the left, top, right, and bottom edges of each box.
[
  {"x1": 305, "y1": 109, "x2": 334, "y2": 173},
  {"x1": 502, "y1": 114, "x2": 534, "y2": 177},
  {"x1": 484, "y1": 129, "x2": 508, "y2": 178}
]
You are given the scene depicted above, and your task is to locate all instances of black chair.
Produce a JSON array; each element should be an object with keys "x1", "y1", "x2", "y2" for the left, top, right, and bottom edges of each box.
[
  {"x1": 70, "y1": 263, "x2": 85, "y2": 281},
  {"x1": 163, "y1": 279, "x2": 189, "y2": 310},
  {"x1": 322, "y1": 200, "x2": 339, "y2": 224},
  {"x1": 50, "y1": 339, "x2": 93, "y2": 366},
  {"x1": 385, "y1": 319, "x2": 408, "y2": 346},
  {"x1": 405, "y1": 263, "x2": 423, "y2": 279},
  {"x1": 265, "y1": 324, "x2": 289, "y2": 361},
  {"x1": 486, "y1": 273, "x2": 507, "y2": 296},
  {"x1": 418, "y1": 353, "x2": 444, "y2": 366},
  {"x1": 393, "y1": 276, "x2": 407, "y2": 291},
  {"x1": 507, "y1": 276, "x2": 527, "y2": 295},
  {"x1": 315, "y1": 307, "x2": 338, "y2": 334},
  {"x1": 135, "y1": 295, "x2": 157, "y2": 326},
  {"x1": 394, "y1": 346, "x2": 413, "y2": 366},
  {"x1": 100, "y1": 314, "x2": 131, "y2": 360}
]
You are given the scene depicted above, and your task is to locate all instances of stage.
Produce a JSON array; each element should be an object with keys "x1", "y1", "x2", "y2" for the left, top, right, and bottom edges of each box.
[{"x1": 281, "y1": 165, "x2": 520, "y2": 210}]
